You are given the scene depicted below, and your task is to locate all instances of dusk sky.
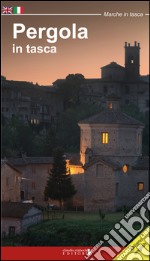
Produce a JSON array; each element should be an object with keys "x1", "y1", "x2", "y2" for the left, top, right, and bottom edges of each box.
[{"x1": 1, "y1": 1, "x2": 149, "y2": 85}]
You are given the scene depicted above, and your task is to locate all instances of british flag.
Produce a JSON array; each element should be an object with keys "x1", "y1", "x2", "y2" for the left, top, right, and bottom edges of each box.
[{"x1": 2, "y1": 6, "x2": 13, "y2": 14}]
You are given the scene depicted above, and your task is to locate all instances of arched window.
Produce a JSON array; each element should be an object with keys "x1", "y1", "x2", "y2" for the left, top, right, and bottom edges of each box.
[{"x1": 123, "y1": 164, "x2": 128, "y2": 173}]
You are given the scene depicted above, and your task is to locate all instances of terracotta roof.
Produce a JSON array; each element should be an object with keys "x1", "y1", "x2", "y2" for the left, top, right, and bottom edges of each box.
[
  {"x1": 101, "y1": 62, "x2": 125, "y2": 69},
  {"x1": 8, "y1": 157, "x2": 53, "y2": 166},
  {"x1": 2, "y1": 202, "x2": 42, "y2": 218},
  {"x1": 79, "y1": 108, "x2": 144, "y2": 126},
  {"x1": 84, "y1": 156, "x2": 121, "y2": 170},
  {"x1": 132, "y1": 156, "x2": 149, "y2": 170}
]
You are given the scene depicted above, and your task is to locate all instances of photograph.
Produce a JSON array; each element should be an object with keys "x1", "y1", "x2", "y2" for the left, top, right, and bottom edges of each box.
[{"x1": 1, "y1": 1, "x2": 149, "y2": 260}]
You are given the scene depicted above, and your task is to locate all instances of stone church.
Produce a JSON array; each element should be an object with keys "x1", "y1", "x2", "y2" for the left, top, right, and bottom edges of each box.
[
  {"x1": 53, "y1": 42, "x2": 149, "y2": 113},
  {"x1": 69, "y1": 95, "x2": 149, "y2": 211}
]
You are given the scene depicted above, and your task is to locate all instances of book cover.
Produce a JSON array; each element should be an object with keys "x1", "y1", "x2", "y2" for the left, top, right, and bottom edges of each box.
[{"x1": 1, "y1": 1, "x2": 149, "y2": 260}]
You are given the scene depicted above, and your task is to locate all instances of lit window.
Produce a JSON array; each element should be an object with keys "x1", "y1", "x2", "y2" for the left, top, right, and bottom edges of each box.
[
  {"x1": 131, "y1": 60, "x2": 134, "y2": 63},
  {"x1": 101, "y1": 132, "x2": 108, "y2": 144},
  {"x1": 108, "y1": 102, "x2": 112, "y2": 109},
  {"x1": 138, "y1": 182, "x2": 144, "y2": 191},
  {"x1": 123, "y1": 165, "x2": 128, "y2": 173}
]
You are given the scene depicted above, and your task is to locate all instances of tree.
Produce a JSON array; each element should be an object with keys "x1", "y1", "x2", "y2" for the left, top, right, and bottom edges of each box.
[
  {"x1": 44, "y1": 147, "x2": 76, "y2": 209},
  {"x1": 57, "y1": 73, "x2": 85, "y2": 108}
]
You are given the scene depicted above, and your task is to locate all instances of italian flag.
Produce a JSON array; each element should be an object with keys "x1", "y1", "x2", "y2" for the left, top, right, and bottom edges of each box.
[{"x1": 13, "y1": 6, "x2": 24, "y2": 14}]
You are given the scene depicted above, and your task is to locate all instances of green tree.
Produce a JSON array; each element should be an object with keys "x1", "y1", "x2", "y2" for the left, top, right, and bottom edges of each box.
[
  {"x1": 44, "y1": 147, "x2": 76, "y2": 209},
  {"x1": 58, "y1": 73, "x2": 85, "y2": 109}
]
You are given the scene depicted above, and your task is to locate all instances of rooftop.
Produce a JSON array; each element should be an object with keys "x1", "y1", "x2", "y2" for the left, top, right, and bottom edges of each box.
[
  {"x1": 101, "y1": 62, "x2": 125, "y2": 69},
  {"x1": 1, "y1": 160, "x2": 22, "y2": 174},
  {"x1": 84, "y1": 155, "x2": 121, "y2": 170},
  {"x1": 8, "y1": 157, "x2": 53, "y2": 166},
  {"x1": 79, "y1": 108, "x2": 144, "y2": 126},
  {"x1": 2, "y1": 202, "x2": 42, "y2": 218}
]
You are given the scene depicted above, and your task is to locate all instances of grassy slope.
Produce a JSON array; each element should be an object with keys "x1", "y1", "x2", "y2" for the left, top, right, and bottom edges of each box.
[{"x1": 2, "y1": 211, "x2": 125, "y2": 246}]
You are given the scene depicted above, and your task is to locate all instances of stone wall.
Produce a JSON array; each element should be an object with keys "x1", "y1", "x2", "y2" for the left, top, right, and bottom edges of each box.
[
  {"x1": 71, "y1": 173, "x2": 84, "y2": 208},
  {"x1": 84, "y1": 163, "x2": 116, "y2": 212},
  {"x1": 2, "y1": 218, "x2": 21, "y2": 236},
  {"x1": 1, "y1": 164, "x2": 21, "y2": 202},
  {"x1": 17, "y1": 163, "x2": 53, "y2": 205},
  {"x1": 115, "y1": 168, "x2": 149, "y2": 209}
]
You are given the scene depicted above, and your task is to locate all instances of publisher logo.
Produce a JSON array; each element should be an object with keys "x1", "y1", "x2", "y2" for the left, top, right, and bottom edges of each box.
[{"x1": 85, "y1": 192, "x2": 150, "y2": 260}]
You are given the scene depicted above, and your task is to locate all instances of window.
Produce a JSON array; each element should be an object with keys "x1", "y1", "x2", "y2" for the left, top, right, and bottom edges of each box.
[
  {"x1": 6, "y1": 177, "x2": 9, "y2": 186},
  {"x1": 128, "y1": 56, "x2": 134, "y2": 64},
  {"x1": 32, "y1": 182, "x2": 36, "y2": 189},
  {"x1": 123, "y1": 165, "x2": 128, "y2": 173},
  {"x1": 101, "y1": 132, "x2": 108, "y2": 144},
  {"x1": 138, "y1": 182, "x2": 144, "y2": 191},
  {"x1": 21, "y1": 190, "x2": 25, "y2": 201}
]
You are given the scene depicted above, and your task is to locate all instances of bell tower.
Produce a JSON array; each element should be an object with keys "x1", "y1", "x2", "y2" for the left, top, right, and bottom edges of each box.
[{"x1": 125, "y1": 41, "x2": 140, "y2": 80}]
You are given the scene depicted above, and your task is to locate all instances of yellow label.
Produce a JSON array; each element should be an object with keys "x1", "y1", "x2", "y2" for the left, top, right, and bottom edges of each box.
[{"x1": 113, "y1": 226, "x2": 150, "y2": 260}]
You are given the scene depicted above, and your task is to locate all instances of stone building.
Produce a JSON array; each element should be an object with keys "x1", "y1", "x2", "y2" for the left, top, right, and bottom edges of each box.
[
  {"x1": 77, "y1": 95, "x2": 149, "y2": 211},
  {"x1": 7, "y1": 97, "x2": 149, "y2": 212},
  {"x1": 1, "y1": 78, "x2": 64, "y2": 125},
  {"x1": 2, "y1": 202, "x2": 43, "y2": 237},
  {"x1": 53, "y1": 42, "x2": 149, "y2": 113},
  {"x1": 9, "y1": 157, "x2": 53, "y2": 206},
  {"x1": 1, "y1": 160, "x2": 21, "y2": 202}
]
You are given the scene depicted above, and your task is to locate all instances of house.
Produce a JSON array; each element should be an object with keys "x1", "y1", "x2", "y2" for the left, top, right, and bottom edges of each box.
[
  {"x1": 1, "y1": 160, "x2": 22, "y2": 202},
  {"x1": 1, "y1": 78, "x2": 64, "y2": 125},
  {"x1": 8, "y1": 157, "x2": 53, "y2": 205},
  {"x1": 1, "y1": 202, "x2": 43, "y2": 237}
]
